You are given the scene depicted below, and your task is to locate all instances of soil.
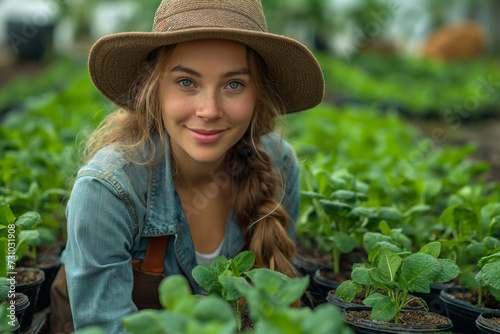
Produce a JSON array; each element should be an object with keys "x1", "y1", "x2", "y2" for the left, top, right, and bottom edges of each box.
[
  {"x1": 321, "y1": 269, "x2": 351, "y2": 283},
  {"x1": 240, "y1": 308, "x2": 254, "y2": 331},
  {"x1": 346, "y1": 309, "x2": 449, "y2": 326},
  {"x1": 14, "y1": 268, "x2": 44, "y2": 285},
  {"x1": 295, "y1": 244, "x2": 367, "y2": 273},
  {"x1": 16, "y1": 257, "x2": 58, "y2": 268},
  {"x1": 0, "y1": 293, "x2": 27, "y2": 306},
  {"x1": 487, "y1": 317, "x2": 500, "y2": 326},
  {"x1": 450, "y1": 289, "x2": 500, "y2": 309}
]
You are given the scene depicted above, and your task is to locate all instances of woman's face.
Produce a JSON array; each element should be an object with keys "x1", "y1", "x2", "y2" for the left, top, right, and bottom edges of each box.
[{"x1": 161, "y1": 40, "x2": 257, "y2": 167}]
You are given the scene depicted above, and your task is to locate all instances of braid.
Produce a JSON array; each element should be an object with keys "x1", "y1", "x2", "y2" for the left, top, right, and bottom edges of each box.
[{"x1": 231, "y1": 136, "x2": 297, "y2": 278}]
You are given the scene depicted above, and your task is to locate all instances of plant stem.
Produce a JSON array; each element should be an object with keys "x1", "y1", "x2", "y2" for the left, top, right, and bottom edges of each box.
[
  {"x1": 333, "y1": 248, "x2": 340, "y2": 274},
  {"x1": 235, "y1": 300, "x2": 242, "y2": 331},
  {"x1": 478, "y1": 286, "x2": 483, "y2": 307}
]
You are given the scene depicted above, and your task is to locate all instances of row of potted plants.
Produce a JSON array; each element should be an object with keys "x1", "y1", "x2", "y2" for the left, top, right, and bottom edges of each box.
[{"x1": 0, "y1": 204, "x2": 62, "y2": 333}]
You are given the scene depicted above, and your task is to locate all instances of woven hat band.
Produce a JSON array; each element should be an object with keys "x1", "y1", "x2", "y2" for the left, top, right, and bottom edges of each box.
[{"x1": 153, "y1": 8, "x2": 266, "y2": 33}]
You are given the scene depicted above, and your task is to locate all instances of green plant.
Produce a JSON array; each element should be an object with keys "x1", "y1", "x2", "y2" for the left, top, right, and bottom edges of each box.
[
  {"x1": 235, "y1": 268, "x2": 352, "y2": 334},
  {"x1": 191, "y1": 251, "x2": 255, "y2": 331},
  {"x1": 475, "y1": 249, "x2": 500, "y2": 305},
  {"x1": 0, "y1": 204, "x2": 44, "y2": 269},
  {"x1": 336, "y1": 241, "x2": 459, "y2": 324},
  {"x1": 121, "y1": 275, "x2": 236, "y2": 334},
  {"x1": 300, "y1": 167, "x2": 373, "y2": 274}
]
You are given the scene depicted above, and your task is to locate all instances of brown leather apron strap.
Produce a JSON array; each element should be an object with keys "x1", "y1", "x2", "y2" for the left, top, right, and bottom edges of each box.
[{"x1": 139, "y1": 235, "x2": 169, "y2": 273}]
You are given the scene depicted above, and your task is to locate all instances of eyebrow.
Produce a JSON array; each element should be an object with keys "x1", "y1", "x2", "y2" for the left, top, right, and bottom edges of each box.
[{"x1": 170, "y1": 65, "x2": 250, "y2": 78}]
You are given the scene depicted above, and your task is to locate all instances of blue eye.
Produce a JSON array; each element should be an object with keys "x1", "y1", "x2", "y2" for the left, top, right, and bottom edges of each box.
[
  {"x1": 227, "y1": 81, "x2": 242, "y2": 90},
  {"x1": 179, "y1": 79, "x2": 193, "y2": 87}
]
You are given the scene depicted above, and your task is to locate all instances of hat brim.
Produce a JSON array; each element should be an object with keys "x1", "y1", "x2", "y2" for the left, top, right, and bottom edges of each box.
[{"x1": 88, "y1": 28, "x2": 324, "y2": 113}]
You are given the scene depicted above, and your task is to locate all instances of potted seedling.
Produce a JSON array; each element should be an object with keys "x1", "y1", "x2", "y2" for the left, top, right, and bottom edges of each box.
[
  {"x1": 341, "y1": 241, "x2": 458, "y2": 333},
  {"x1": 191, "y1": 251, "x2": 256, "y2": 331},
  {"x1": 234, "y1": 268, "x2": 353, "y2": 334},
  {"x1": 0, "y1": 205, "x2": 45, "y2": 331},
  {"x1": 440, "y1": 247, "x2": 500, "y2": 334},
  {"x1": 300, "y1": 167, "x2": 376, "y2": 302}
]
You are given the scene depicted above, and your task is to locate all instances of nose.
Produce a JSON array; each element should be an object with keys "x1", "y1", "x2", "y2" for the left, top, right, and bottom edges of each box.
[{"x1": 196, "y1": 90, "x2": 222, "y2": 121}]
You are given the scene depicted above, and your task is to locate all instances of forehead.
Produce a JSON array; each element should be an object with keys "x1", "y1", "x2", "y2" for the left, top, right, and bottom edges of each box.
[{"x1": 168, "y1": 40, "x2": 248, "y2": 69}]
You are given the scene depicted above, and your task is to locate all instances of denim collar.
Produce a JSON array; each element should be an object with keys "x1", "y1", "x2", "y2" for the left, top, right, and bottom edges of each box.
[{"x1": 142, "y1": 131, "x2": 185, "y2": 236}]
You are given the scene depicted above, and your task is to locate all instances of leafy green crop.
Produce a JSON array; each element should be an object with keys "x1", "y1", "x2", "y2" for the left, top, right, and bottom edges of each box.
[
  {"x1": 235, "y1": 268, "x2": 352, "y2": 334},
  {"x1": 475, "y1": 249, "x2": 500, "y2": 305},
  {"x1": 336, "y1": 241, "x2": 459, "y2": 323},
  {"x1": 192, "y1": 251, "x2": 255, "y2": 331}
]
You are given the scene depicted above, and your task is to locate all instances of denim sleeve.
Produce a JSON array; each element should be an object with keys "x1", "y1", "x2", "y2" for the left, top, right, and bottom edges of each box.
[{"x1": 64, "y1": 174, "x2": 137, "y2": 334}]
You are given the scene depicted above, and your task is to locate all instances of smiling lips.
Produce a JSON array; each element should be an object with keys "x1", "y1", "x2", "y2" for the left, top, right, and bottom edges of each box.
[{"x1": 188, "y1": 128, "x2": 226, "y2": 144}]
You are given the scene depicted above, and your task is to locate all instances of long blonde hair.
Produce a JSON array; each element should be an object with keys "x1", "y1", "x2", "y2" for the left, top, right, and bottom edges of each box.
[{"x1": 84, "y1": 43, "x2": 297, "y2": 277}]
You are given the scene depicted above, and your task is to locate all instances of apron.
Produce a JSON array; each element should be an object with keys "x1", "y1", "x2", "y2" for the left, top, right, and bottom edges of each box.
[{"x1": 50, "y1": 236, "x2": 169, "y2": 334}]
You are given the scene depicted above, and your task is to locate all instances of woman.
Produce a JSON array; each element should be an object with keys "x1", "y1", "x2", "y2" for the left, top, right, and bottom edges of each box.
[{"x1": 51, "y1": 0, "x2": 324, "y2": 333}]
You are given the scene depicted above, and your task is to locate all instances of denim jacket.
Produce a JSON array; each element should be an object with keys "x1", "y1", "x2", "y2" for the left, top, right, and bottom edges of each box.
[{"x1": 62, "y1": 132, "x2": 300, "y2": 333}]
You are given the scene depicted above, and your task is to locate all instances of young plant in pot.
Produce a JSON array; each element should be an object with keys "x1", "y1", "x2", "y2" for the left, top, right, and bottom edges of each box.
[
  {"x1": 191, "y1": 251, "x2": 256, "y2": 331},
  {"x1": 0, "y1": 205, "x2": 45, "y2": 331},
  {"x1": 440, "y1": 246, "x2": 500, "y2": 334},
  {"x1": 300, "y1": 167, "x2": 376, "y2": 302},
  {"x1": 234, "y1": 268, "x2": 353, "y2": 334},
  {"x1": 0, "y1": 277, "x2": 30, "y2": 332},
  {"x1": 329, "y1": 221, "x2": 420, "y2": 310},
  {"x1": 341, "y1": 241, "x2": 459, "y2": 333},
  {"x1": 75, "y1": 274, "x2": 238, "y2": 334}
]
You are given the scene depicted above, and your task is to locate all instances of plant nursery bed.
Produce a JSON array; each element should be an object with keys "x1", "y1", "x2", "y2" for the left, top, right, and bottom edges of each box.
[{"x1": 346, "y1": 309, "x2": 449, "y2": 326}]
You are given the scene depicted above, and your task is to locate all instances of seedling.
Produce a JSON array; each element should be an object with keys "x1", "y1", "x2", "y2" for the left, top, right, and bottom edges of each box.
[
  {"x1": 235, "y1": 268, "x2": 352, "y2": 334},
  {"x1": 123, "y1": 275, "x2": 236, "y2": 334},
  {"x1": 192, "y1": 251, "x2": 255, "y2": 331},
  {"x1": 475, "y1": 249, "x2": 500, "y2": 305},
  {"x1": 337, "y1": 241, "x2": 459, "y2": 324}
]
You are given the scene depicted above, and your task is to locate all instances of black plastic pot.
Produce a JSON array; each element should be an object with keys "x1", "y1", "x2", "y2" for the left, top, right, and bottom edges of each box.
[
  {"x1": 476, "y1": 311, "x2": 500, "y2": 334},
  {"x1": 342, "y1": 306, "x2": 453, "y2": 333},
  {"x1": 413, "y1": 283, "x2": 455, "y2": 316},
  {"x1": 1, "y1": 292, "x2": 29, "y2": 332},
  {"x1": 14, "y1": 267, "x2": 45, "y2": 331},
  {"x1": 439, "y1": 286, "x2": 499, "y2": 334},
  {"x1": 36, "y1": 254, "x2": 62, "y2": 310},
  {"x1": 310, "y1": 268, "x2": 345, "y2": 305}
]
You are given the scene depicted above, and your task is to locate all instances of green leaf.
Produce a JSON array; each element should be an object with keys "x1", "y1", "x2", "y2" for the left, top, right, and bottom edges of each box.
[
  {"x1": 158, "y1": 275, "x2": 194, "y2": 313},
  {"x1": 275, "y1": 276, "x2": 310, "y2": 306},
  {"x1": 219, "y1": 276, "x2": 245, "y2": 302},
  {"x1": 369, "y1": 301, "x2": 398, "y2": 323},
  {"x1": 402, "y1": 253, "x2": 440, "y2": 293},
  {"x1": 403, "y1": 204, "x2": 431, "y2": 217},
  {"x1": 436, "y1": 259, "x2": 460, "y2": 283},
  {"x1": 363, "y1": 292, "x2": 392, "y2": 308},
  {"x1": 332, "y1": 190, "x2": 357, "y2": 201},
  {"x1": 363, "y1": 232, "x2": 391, "y2": 251},
  {"x1": 419, "y1": 241, "x2": 441, "y2": 258},
  {"x1": 122, "y1": 310, "x2": 167, "y2": 334},
  {"x1": 233, "y1": 251, "x2": 255, "y2": 273},
  {"x1": 379, "y1": 221, "x2": 391, "y2": 236},
  {"x1": 461, "y1": 272, "x2": 480, "y2": 290},
  {"x1": 478, "y1": 259, "x2": 500, "y2": 290},
  {"x1": 331, "y1": 233, "x2": 357, "y2": 253},
  {"x1": 378, "y1": 207, "x2": 402, "y2": 221},
  {"x1": 300, "y1": 191, "x2": 325, "y2": 199},
  {"x1": 15, "y1": 211, "x2": 42, "y2": 228},
  {"x1": 193, "y1": 296, "x2": 236, "y2": 325},
  {"x1": 192, "y1": 264, "x2": 220, "y2": 295},
  {"x1": 335, "y1": 280, "x2": 362, "y2": 302},
  {"x1": 0, "y1": 205, "x2": 14, "y2": 226},
  {"x1": 377, "y1": 248, "x2": 402, "y2": 282},
  {"x1": 319, "y1": 200, "x2": 352, "y2": 214},
  {"x1": 478, "y1": 253, "x2": 500, "y2": 268},
  {"x1": 351, "y1": 264, "x2": 372, "y2": 285}
]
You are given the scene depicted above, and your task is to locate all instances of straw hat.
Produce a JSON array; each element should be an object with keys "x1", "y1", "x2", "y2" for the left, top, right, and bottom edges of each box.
[{"x1": 88, "y1": 0, "x2": 324, "y2": 113}]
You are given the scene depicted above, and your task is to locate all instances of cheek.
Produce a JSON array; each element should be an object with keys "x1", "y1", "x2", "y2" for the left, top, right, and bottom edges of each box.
[{"x1": 227, "y1": 95, "x2": 256, "y2": 125}]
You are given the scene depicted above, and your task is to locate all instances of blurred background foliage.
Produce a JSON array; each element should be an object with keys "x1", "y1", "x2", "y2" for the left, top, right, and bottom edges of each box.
[{"x1": 0, "y1": 0, "x2": 500, "y2": 246}]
